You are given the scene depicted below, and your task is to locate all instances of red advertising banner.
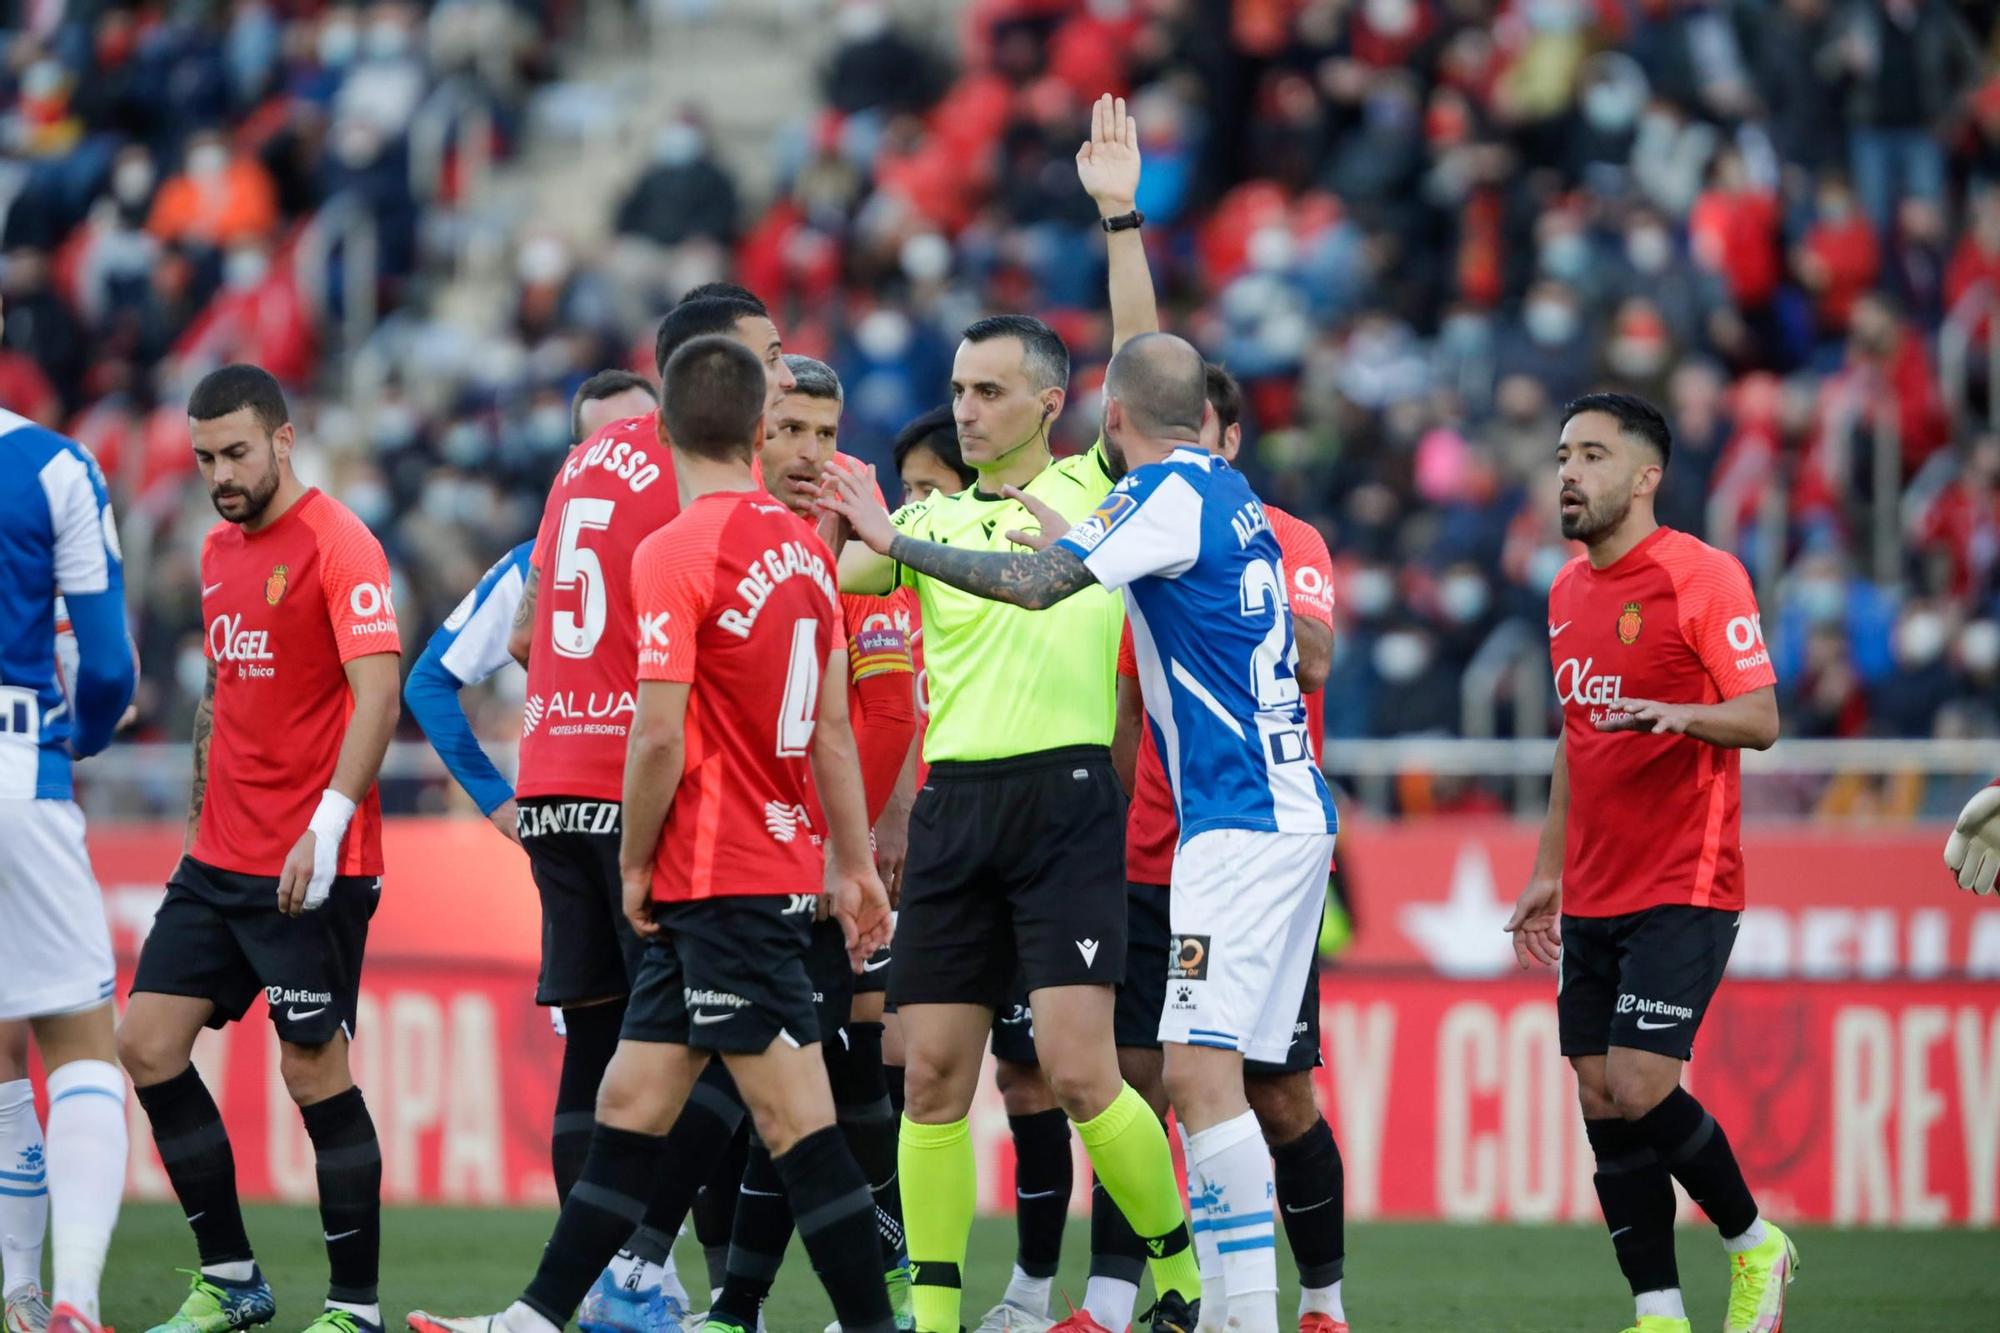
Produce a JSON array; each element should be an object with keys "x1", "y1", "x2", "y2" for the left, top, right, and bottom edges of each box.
[{"x1": 71, "y1": 819, "x2": 2000, "y2": 1222}]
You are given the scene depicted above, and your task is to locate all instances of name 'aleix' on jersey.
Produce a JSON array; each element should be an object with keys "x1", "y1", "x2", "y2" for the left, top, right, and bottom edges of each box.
[
  {"x1": 716, "y1": 535, "x2": 837, "y2": 640},
  {"x1": 1228, "y1": 497, "x2": 1271, "y2": 549},
  {"x1": 559, "y1": 430, "x2": 663, "y2": 493},
  {"x1": 209, "y1": 612, "x2": 275, "y2": 678}
]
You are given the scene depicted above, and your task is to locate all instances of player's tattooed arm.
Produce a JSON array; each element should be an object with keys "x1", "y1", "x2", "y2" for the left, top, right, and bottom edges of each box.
[
  {"x1": 507, "y1": 565, "x2": 539, "y2": 667},
  {"x1": 885, "y1": 536, "x2": 1097, "y2": 610},
  {"x1": 184, "y1": 659, "x2": 217, "y2": 852}
]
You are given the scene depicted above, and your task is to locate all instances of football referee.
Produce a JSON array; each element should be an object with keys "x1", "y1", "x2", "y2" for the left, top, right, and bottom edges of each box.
[{"x1": 837, "y1": 315, "x2": 1200, "y2": 1333}]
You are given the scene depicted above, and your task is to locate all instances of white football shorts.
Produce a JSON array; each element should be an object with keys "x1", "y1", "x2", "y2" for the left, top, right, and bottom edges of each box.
[
  {"x1": 1158, "y1": 826, "x2": 1335, "y2": 1064},
  {"x1": 0, "y1": 798, "x2": 117, "y2": 1020}
]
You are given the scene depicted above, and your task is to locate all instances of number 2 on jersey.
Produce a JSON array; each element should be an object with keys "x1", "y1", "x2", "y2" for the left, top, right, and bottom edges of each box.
[
  {"x1": 1238, "y1": 558, "x2": 1300, "y2": 709},
  {"x1": 552, "y1": 498, "x2": 615, "y2": 659},
  {"x1": 777, "y1": 617, "x2": 822, "y2": 757}
]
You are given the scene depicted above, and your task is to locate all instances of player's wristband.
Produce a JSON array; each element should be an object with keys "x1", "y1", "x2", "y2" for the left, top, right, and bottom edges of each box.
[
  {"x1": 308, "y1": 789, "x2": 357, "y2": 846},
  {"x1": 1100, "y1": 209, "x2": 1144, "y2": 233}
]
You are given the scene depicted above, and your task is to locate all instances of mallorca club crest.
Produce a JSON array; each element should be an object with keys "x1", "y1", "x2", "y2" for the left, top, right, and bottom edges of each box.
[
  {"x1": 264, "y1": 564, "x2": 289, "y2": 606},
  {"x1": 1617, "y1": 600, "x2": 1643, "y2": 644}
]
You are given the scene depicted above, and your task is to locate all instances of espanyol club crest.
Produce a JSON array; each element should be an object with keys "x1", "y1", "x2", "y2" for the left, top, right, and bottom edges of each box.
[
  {"x1": 1617, "y1": 600, "x2": 1642, "y2": 645},
  {"x1": 265, "y1": 564, "x2": 290, "y2": 606}
]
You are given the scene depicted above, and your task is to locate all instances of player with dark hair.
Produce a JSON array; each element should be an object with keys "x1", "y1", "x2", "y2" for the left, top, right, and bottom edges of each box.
[
  {"x1": 700, "y1": 355, "x2": 919, "y2": 1333},
  {"x1": 834, "y1": 299, "x2": 1201, "y2": 1332},
  {"x1": 1504, "y1": 391, "x2": 1794, "y2": 1333},
  {"x1": 121, "y1": 364, "x2": 401, "y2": 1333},
  {"x1": 0, "y1": 351, "x2": 137, "y2": 1333},
  {"x1": 571, "y1": 372, "x2": 659, "y2": 447},
  {"x1": 407, "y1": 334, "x2": 895, "y2": 1333},
  {"x1": 893, "y1": 407, "x2": 976, "y2": 502}
]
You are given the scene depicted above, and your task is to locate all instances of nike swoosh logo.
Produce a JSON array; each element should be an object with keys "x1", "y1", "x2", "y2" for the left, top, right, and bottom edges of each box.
[
  {"x1": 862, "y1": 957, "x2": 891, "y2": 973},
  {"x1": 1635, "y1": 1016, "x2": 1679, "y2": 1030},
  {"x1": 691, "y1": 1011, "x2": 732, "y2": 1025},
  {"x1": 1016, "y1": 1188, "x2": 1062, "y2": 1200},
  {"x1": 1282, "y1": 1197, "x2": 1332, "y2": 1215},
  {"x1": 324, "y1": 1228, "x2": 361, "y2": 1242},
  {"x1": 1610, "y1": 1226, "x2": 1632, "y2": 1239},
  {"x1": 203, "y1": 582, "x2": 224, "y2": 598},
  {"x1": 287, "y1": 1007, "x2": 326, "y2": 1021},
  {"x1": 1549, "y1": 621, "x2": 1571, "y2": 638},
  {"x1": 740, "y1": 1186, "x2": 784, "y2": 1198},
  {"x1": 185, "y1": 1212, "x2": 206, "y2": 1224}
]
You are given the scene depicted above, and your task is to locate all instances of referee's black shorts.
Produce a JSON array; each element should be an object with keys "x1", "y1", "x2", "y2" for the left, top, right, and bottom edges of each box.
[{"x1": 890, "y1": 745, "x2": 1126, "y2": 1010}]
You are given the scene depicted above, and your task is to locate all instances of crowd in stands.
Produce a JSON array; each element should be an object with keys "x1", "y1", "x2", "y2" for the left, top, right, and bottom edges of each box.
[{"x1": 6, "y1": 0, "x2": 1999, "y2": 811}]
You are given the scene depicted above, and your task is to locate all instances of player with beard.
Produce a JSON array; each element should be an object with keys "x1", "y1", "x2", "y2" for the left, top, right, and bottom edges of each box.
[
  {"x1": 700, "y1": 356, "x2": 918, "y2": 1333},
  {"x1": 1504, "y1": 393, "x2": 1794, "y2": 1333},
  {"x1": 120, "y1": 366, "x2": 401, "y2": 1333}
]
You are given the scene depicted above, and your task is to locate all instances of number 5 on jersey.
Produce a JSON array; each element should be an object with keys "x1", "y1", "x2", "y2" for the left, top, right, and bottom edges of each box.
[{"x1": 553, "y1": 498, "x2": 614, "y2": 659}]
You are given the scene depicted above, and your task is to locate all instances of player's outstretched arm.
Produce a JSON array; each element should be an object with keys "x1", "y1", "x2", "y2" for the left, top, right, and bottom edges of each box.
[
  {"x1": 279, "y1": 652, "x2": 400, "y2": 916},
  {"x1": 811, "y1": 647, "x2": 893, "y2": 968},
  {"x1": 1078, "y1": 93, "x2": 1155, "y2": 353},
  {"x1": 184, "y1": 660, "x2": 217, "y2": 854},
  {"x1": 1596, "y1": 683, "x2": 1780, "y2": 750},
  {"x1": 1112, "y1": 673, "x2": 1144, "y2": 795},
  {"x1": 1505, "y1": 734, "x2": 1568, "y2": 968},
  {"x1": 1945, "y1": 782, "x2": 2000, "y2": 896},
  {"x1": 618, "y1": 680, "x2": 689, "y2": 938}
]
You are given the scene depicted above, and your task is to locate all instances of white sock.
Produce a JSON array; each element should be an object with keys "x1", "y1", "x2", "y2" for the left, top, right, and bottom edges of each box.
[
  {"x1": 1081, "y1": 1275, "x2": 1139, "y2": 1330},
  {"x1": 502, "y1": 1299, "x2": 560, "y2": 1333},
  {"x1": 1185, "y1": 1112, "x2": 1278, "y2": 1333},
  {"x1": 1721, "y1": 1217, "x2": 1766, "y2": 1253},
  {"x1": 1300, "y1": 1278, "x2": 1343, "y2": 1320},
  {"x1": 45, "y1": 1062, "x2": 125, "y2": 1322},
  {"x1": 325, "y1": 1300, "x2": 381, "y2": 1325},
  {"x1": 0, "y1": 1079, "x2": 47, "y2": 1297},
  {"x1": 1002, "y1": 1264, "x2": 1052, "y2": 1317},
  {"x1": 1635, "y1": 1288, "x2": 1686, "y2": 1319},
  {"x1": 200, "y1": 1261, "x2": 255, "y2": 1283},
  {"x1": 1181, "y1": 1124, "x2": 1227, "y2": 1333}
]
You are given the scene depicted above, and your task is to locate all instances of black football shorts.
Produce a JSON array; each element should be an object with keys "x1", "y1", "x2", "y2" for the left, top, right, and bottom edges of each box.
[
  {"x1": 518, "y1": 796, "x2": 643, "y2": 1006},
  {"x1": 622, "y1": 894, "x2": 822, "y2": 1054},
  {"x1": 1558, "y1": 904, "x2": 1740, "y2": 1062}
]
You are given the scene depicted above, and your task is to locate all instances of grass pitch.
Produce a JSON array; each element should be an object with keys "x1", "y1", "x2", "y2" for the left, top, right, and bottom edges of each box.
[{"x1": 97, "y1": 1204, "x2": 1995, "y2": 1332}]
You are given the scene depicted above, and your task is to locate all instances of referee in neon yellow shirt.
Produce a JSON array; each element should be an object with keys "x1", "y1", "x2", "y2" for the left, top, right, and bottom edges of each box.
[{"x1": 838, "y1": 315, "x2": 1201, "y2": 1333}]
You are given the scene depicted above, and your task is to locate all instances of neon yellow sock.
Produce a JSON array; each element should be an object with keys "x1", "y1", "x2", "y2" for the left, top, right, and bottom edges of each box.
[
  {"x1": 1075, "y1": 1083, "x2": 1202, "y2": 1303},
  {"x1": 899, "y1": 1115, "x2": 973, "y2": 1332}
]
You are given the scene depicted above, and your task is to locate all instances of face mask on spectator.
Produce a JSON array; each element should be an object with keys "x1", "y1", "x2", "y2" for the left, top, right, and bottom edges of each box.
[
  {"x1": 366, "y1": 18, "x2": 411, "y2": 61},
  {"x1": 528, "y1": 404, "x2": 570, "y2": 450},
  {"x1": 1895, "y1": 612, "x2": 1948, "y2": 668},
  {"x1": 1608, "y1": 328, "x2": 1669, "y2": 380},
  {"x1": 1375, "y1": 630, "x2": 1432, "y2": 682},
  {"x1": 1960, "y1": 621, "x2": 2000, "y2": 675},
  {"x1": 1525, "y1": 298, "x2": 1578, "y2": 345},
  {"x1": 901, "y1": 232, "x2": 952, "y2": 283},
  {"x1": 1349, "y1": 568, "x2": 1396, "y2": 618},
  {"x1": 1528, "y1": 545, "x2": 1568, "y2": 593},
  {"x1": 320, "y1": 17, "x2": 359, "y2": 67},
  {"x1": 1364, "y1": 0, "x2": 1418, "y2": 38},
  {"x1": 836, "y1": 2, "x2": 891, "y2": 41},
  {"x1": 1625, "y1": 226, "x2": 1671, "y2": 273},
  {"x1": 1796, "y1": 575, "x2": 1845, "y2": 624},
  {"x1": 1584, "y1": 80, "x2": 1642, "y2": 133},
  {"x1": 346, "y1": 478, "x2": 391, "y2": 529},
  {"x1": 517, "y1": 237, "x2": 569, "y2": 286},
  {"x1": 224, "y1": 247, "x2": 268, "y2": 290},
  {"x1": 441, "y1": 423, "x2": 489, "y2": 469},
  {"x1": 1439, "y1": 573, "x2": 1491, "y2": 624},
  {"x1": 114, "y1": 156, "x2": 154, "y2": 206},
  {"x1": 1248, "y1": 225, "x2": 1295, "y2": 274},
  {"x1": 1540, "y1": 232, "x2": 1590, "y2": 282},
  {"x1": 856, "y1": 308, "x2": 913, "y2": 361},
  {"x1": 374, "y1": 402, "x2": 420, "y2": 451},
  {"x1": 1524, "y1": 0, "x2": 1582, "y2": 33},
  {"x1": 188, "y1": 142, "x2": 229, "y2": 181},
  {"x1": 654, "y1": 123, "x2": 705, "y2": 167}
]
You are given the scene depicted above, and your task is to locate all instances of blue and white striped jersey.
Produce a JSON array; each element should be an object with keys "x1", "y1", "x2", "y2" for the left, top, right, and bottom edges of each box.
[
  {"x1": 404, "y1": 540, "x2": 531, "y2": 815},
  {"x1": 1057, "y1": 447, "x2": 1335, "y2": 846},
  {"x1": 0, "y1": 410, "x2": 135, "y2": 799}
]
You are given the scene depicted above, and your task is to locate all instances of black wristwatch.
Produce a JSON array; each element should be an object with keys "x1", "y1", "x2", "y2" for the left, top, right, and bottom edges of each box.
[{"x1": 1100, "y1": 210, "x2": 1145, "y2": 233}]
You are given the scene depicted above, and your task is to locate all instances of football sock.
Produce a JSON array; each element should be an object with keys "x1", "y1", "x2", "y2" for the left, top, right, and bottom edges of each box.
[
  {"x1": 1007, "y1": 1108, "x2": 1070, "y2": 1307},
  {"x1": 1586, "y1": 1117, "x2": 1681, "y2": 1298},
  {"x1": 0, "y1": 1079, "x2": 47, "y2": 1296},
  {"x1": 605, "y1": 1226, "x2": 690, "y2": 1307},
  {"x1": 828, "y1": 1022, "x2": 905, "y2": 1266},
  {"x1": 884, "y1": 1062, "x2": 905, "y2": 1118},
  {"x1": 1087, "y1": 1174, "x2": 1148, "y2": 1310},
  {"x1": 899, "y1": 1115, "x2": 973, "y2": 1333},
  {"x1": 1184, "y1": 1111, "x2": 1277, "y2": 1329},
  {"x1": 692, "y1": 1119, "x2": 750, "y2": 1294},
  {"x1": 521, "y1": 1124, "x2": 668, "y2": 1326},
  {"x1": 708, "y1": 1134, "x2": 789, "y2": 1329},
  {"x1": 134, "y1": 1065, "x2": 254, "y2": 1267},
  {"x1": 616, "y1": 1064, "x2": 745, "y2": 1287},
  {"x1": 1636, "y1": 1288, "x2": 1688, "y2": 1319},
  {"x1": 299, "y1": 1086, "x2": 381, "y2": 1308},
  {"x1": 44, "y1": 1061, "x2": 126, "y2": 1322},
  {"x1": 1075, "y1": 1084, "x2": 1200, "y2": 1304},
  {"x1": 1722, "y1": 1217, "x2": 1769, "y2": 1254},
  {"x1": 1178, "y1": 1124, "x2": 1223, "y2": 1322},
  {"x1": 1081, "y1": 1272, "x2": 1139, "y2": 1333},
  {"x1": 1271, "y1": 1118, "x2": 1345, "y2": 1297},
  {"x1": 1629, "y1": 1088, "x2": 1759, "y2": 1240},
  {"x1": 773, "y1": 1125, "x2": 895, "y2": 1333},
  {"x1": 551, "y1": 1001, "x2": 624, "y2": 1206}
]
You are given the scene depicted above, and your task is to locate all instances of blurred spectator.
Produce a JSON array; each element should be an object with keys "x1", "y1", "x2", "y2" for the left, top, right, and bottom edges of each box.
[
  {"x1": 615, "y1": 116, "x2": 741, "y2": 248},
  {"x1": 1794, "y1": 174, "x2": 1879, "y2": 343},
  {"x1": 1835, "y1": 0, "x2": 1980, "y2": 238},
  {"x1": 146, "y1": 130, "x2": 279, "y2": 249}
]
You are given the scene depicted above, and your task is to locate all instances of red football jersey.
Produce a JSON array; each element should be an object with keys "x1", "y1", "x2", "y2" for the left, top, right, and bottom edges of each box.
[
  {"x1": 518, "y1": 415, "x2": 680, "y2": 802},
  {"x1": 193, "y1": 489, "x2": 401, "y2": 877},
  {"x1": 632, "y1": 490, "x2": 843, "y2": 902},
  {"x1": 842, "y1": 589, "x2": 916, "y2": 692},
  {"x1": 1119, "y1": 502, "x2": 1335, "y2": 884},
  {"x1": 1549, "y1": 527, "x2": 1776, "y2": 917}
]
